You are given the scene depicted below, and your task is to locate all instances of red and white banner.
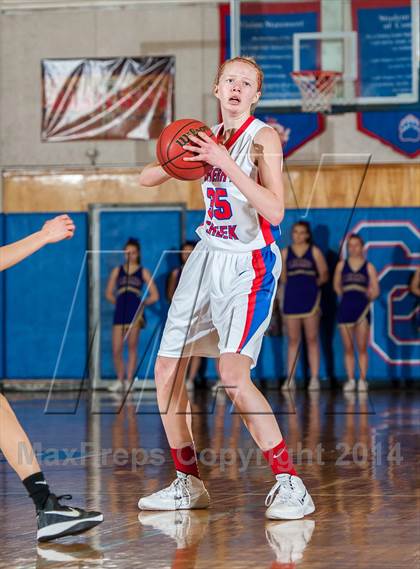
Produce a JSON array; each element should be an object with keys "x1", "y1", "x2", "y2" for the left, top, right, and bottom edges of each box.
[{"x1": 41, "y1": 57, "x2": 175, "y2": 141}]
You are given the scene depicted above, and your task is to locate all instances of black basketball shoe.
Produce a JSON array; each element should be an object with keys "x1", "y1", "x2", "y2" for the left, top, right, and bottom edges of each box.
[{"x1": 36, "y1": 494, "x2": 103, "y2": 542}]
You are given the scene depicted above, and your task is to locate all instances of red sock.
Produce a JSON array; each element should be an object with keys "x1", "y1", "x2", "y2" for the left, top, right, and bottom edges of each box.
[
  {"x1": 170, "y1": 444, "x2": 200, "y2": 478},
  {"x1": 263, "y1": 439, "x2": 297, "y2": 476}
]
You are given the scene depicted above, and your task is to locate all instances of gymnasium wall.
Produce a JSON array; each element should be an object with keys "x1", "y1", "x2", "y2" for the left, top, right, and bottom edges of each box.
[
  {"x1": 2, "y1": 163, "x2": 420, "y2": 212},
  {"x1": 0, "y1": 1, "x2": 417, "y2": 176},
  {"x1": 0, "y1": 3, "x2": 219, "y2": 169},
  {"x1": 1, "y1": 206, "x2": 418, "y2": 382},
  {"x1": 2, "y1": 213, "x2": 88, "y2": 378},
  {"x1": 0, "y1": 2, "x2": 418, "y2": 383}
]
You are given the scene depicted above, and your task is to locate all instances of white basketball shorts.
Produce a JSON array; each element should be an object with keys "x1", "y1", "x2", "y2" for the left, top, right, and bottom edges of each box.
[{"x1": 158, "y1": 239, "x2": 282, "y2": 368}]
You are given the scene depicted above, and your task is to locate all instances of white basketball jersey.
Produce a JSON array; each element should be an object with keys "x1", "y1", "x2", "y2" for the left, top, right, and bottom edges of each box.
[{"x1": 196, "y1": 116, "x2": 280, "y2": 252}]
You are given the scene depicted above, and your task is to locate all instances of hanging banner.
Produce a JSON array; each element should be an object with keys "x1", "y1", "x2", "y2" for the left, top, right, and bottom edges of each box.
[
  {"x1": 41, "y1": 57, "x2": 175, "y2": 141},
  {"x1": 255, "y1": 111, "x2": 325, "y2": 157},
  {"x1": 352, "y1": 0, "x2": 414, "y2": 99},
  {"x1": 357, "y1": 110, "x2": 420, "y2": 158},
  {"x1": 219, "y1": 2, "x2": 320, "y2": 103},
  {"x1": 219, "y1": 2, "x2": 324, "y2": 155},
  {"x1": 352, "y1": 0, "x2": 419, "y2": 158}
]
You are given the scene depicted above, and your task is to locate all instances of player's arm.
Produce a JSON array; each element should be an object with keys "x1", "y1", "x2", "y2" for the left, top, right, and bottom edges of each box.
[
  {"x1": 280, "y1": 248, "x2": 288, "y2": 283},
  {"x1": 139, "y1": 161, "x2": 171, "y2": 187},
  {"x1": 333, "y1": 261, "x2": 344, "y2": 296},
  {"x1": 367, "y1": 262, "x2": 380, "y2": 301},
  {"x1": 409, "y1": 268, "x2": 420, "y2": 297},
  {"x1": 184, "y1": 128, "x2": 284, "y2": 226},
  {"x1": 105, "y1": 267, "x2": 119, "y2": 305},
  {"x1": 313, "y1": 246, "x2": 329, "y2": 286},
  {"x1": 142, "y1": 268, "x2": 160, "y2": 306},
  {"x1": 0, "y1": 215, "x2": 75, "y2": 272}
]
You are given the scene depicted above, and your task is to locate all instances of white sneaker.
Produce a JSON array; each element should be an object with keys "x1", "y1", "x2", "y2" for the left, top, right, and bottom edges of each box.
[
  {"x1": 138, "y1": 510, "x2": 209, "y2": 549},
  {"x1": 308, "y1": 377, "x2": 320, "y2": 391},
  {"x1": 265, "y1": 520, "x2": 315, "y2": 564},
  {"x1": 265, "y1": 474, "x2": 315, "y2": 520},
  {"x1": 281, "y1": 378, "x2": 296, "y2": 392},
  {"x1": 358, "y1": 380, "x2": 369, "y2": 392},
  {"x1": 343, "y1": 378, "x2": 356, "y2": 392},
  {"x1": 108, "y1": 381, "x2": 124, "y2": 392},
  {"x1": 138, "y1": 472, "x2": 210, "y2": 511}
]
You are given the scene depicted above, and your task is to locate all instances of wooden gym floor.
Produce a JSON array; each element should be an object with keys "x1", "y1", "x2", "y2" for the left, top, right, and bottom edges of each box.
[{"x1": 0, "y1": 388, "x2": 418, "y2": 568}]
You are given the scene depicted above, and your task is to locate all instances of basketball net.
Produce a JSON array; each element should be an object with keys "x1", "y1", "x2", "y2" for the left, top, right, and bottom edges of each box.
[{"x1": 291, "y1": 70, "x2": 342, "y2": 113}]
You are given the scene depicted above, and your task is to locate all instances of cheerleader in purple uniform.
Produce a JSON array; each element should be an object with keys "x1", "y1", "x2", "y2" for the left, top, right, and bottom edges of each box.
[
  {"x1": 281, "y1": 222, "x2": 329, "y2": 391},
  {"x1": 334, "y1": 234, "x2": 379, "y2": 392},
  {"x1": 106, "y1": 238, "x2": 159, "y2": 392}
]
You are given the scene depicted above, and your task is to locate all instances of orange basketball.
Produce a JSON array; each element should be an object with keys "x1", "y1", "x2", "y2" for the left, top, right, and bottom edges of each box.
[{"x1": 156, "y1": 118, "x2": 215, "y2": 181}]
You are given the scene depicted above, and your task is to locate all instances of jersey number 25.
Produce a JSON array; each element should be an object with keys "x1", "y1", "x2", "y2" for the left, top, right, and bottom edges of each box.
[{"x1": 207, "y1": 187, "x2": 232, "y2": 220}]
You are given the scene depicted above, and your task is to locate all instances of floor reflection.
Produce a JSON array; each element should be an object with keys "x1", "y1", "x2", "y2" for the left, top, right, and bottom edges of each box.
[{"x1": 1, "y1": 388, "x2": 418, "y2": 568}]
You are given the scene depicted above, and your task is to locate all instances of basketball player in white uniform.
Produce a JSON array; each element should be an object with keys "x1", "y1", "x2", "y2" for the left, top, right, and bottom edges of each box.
[{"x1": 137, "y1": 57, "x2": 315, "y2": 520}]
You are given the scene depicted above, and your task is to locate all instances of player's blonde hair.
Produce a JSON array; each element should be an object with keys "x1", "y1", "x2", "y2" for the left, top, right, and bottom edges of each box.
[{"x1": 214, "y1": 56, "x2": 264, "y2": 92}]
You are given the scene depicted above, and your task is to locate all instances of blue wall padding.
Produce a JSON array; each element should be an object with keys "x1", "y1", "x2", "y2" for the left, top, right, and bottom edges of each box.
[
  {"x1": 4, "y1": 213, "x2": 87, "y2": 378},
  {"x1": 2, "y1": 208, "x2": 419, "y2": 382}
]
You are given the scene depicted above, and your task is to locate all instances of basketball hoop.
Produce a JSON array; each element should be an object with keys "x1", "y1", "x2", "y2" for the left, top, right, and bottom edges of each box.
[{"x1": 291, "y1": 70, "x2": 342, "y2": 113}]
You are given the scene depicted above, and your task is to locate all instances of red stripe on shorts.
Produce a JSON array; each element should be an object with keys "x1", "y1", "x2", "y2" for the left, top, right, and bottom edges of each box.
[{"x1": 236, "y1": 249, "x2": 266, "y2": 352}]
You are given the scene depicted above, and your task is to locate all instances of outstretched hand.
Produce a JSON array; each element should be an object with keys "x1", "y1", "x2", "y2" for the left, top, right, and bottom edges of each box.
[
  {"x1": 183, "y1": 132, "x2": 231, "y2": 170},
  {"x1": 41, "y1": 215, "x2": 75, "y2": 243}
]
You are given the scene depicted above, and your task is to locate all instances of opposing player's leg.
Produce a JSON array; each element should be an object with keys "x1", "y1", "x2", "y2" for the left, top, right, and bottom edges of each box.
[
  {"x1": 0, "y1": 393, "x2": 42, "y2": 480},
  {"x1": 138, "y1": 356, "x2": 210, "y2": 511},
  {"x1": 355, "y1": 318, "x2": 370, "y2": 391},
  {"x1": 302, "y1": 312, "x2": 321, "y2": 390},
  {"x1": 0, "y1": 394, "x2": 103, "y2": 541},
  {"x1": 284, "y1": 317, "x2": 301, "y2": 390},
  {"x1": 339, "y1": 325, "x2": 356, "y2": 391}
]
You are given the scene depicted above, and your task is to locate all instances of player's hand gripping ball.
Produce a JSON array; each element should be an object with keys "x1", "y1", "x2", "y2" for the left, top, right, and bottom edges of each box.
[{"x1": 156, "y1": 118, "x2": 215, "y2": 181}]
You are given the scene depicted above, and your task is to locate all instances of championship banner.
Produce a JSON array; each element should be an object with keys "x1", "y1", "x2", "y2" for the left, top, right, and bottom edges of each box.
[
  {"x1": 41, "y1": 57, "x2": 175, "y2": 141},
  {"x1": 357, "y1": 110, "x2": 420, "y2": 158},
  {"x1": 255, "y1": 111, "x2": 325, "y2": 157}
]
